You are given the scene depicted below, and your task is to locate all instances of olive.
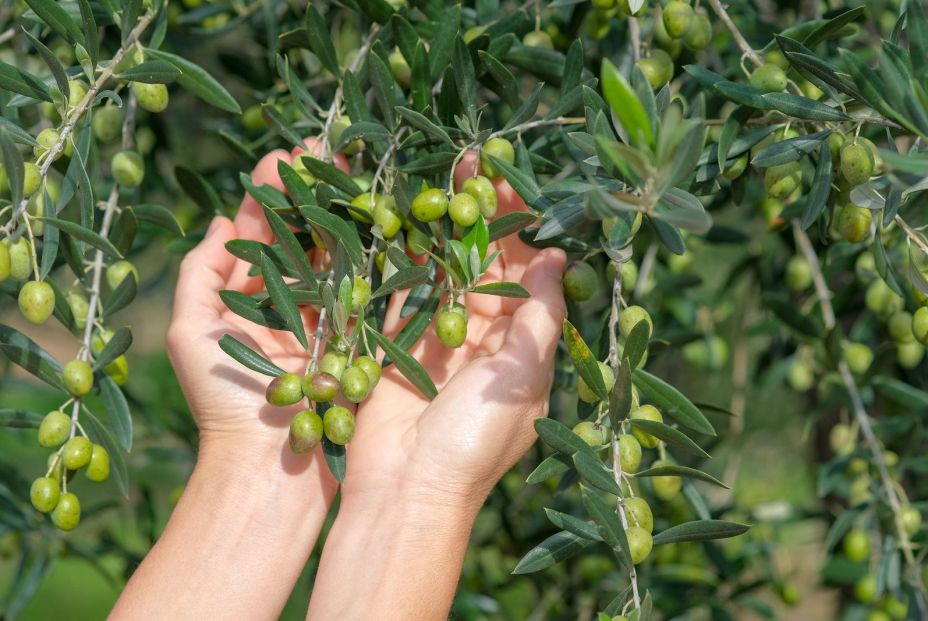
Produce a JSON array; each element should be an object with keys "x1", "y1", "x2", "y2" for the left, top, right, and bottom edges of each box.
[
  {"x1": 749, "y1": 64, "x2": 788, "y2": 92},
  {"x1": 840, "y1": 142, "x2": 875, "y2": 186},
  {"x1": 630, "y1": 405, "x2": 662, "y2": 448},
  {"x1": 84, "y1": 444, "x2": 110, "y2": 482},
  {"x1": 132, "y1": 82, "x2": 169, "y2": 114},
  {"x1": 578, "y1": 361, "x2": 615, "y2": 403},
  {"x1": 889, "y1": 311, "x2": 915, "y2": 343},
  {"x1": 265, "y1": 372, "x2": 304, "y2": 406},
  {"x1": 572, "y1": 421, "x2": 607, "y2": 446},
  {"x1": 23, "y1": 163, "x2": 41, "y2": 197},
  {"x1": 373, "y1": 195, "x2": 403, "y2": 238},
  {"x1": 448, "y1": 193, "x2": 480, "y2": 227},
  {"x1": 626, "y1": 525, "x2": 653, "y2": 564},
  {"x1": 786, "y1": 256, "x2": 812, "y2": 291},
  {"x1": 406, "y1": 227, "x2": 432, "y2": 255},
  {"x1": 111, "y1": 150, "x2": 145, "y2": 187},
  {"x1": 7, "y1": 239, "x2": 29, "y2": 280},
  {"x1": 51, "y1": 492, "x2": 81, "y2": 531},
  {"x1": 651, "y1": 458, "x2": 682, "y2": 500},
  {"x1": 764, "y1": 162, "x2": 801, "y2": 199},
  {"x1": 38, "y1": 410, "x2": 71, "y2": 448},
  {"x1": 897, "y1": 341, "x2": 925, "y2": 369},
  {"x1": 289, "y1": 409, "x2": 324, "y2": 454},
  {"x1": 721, "y1": 153, "x2": 749, "y2": 180},
  {"x1": 389, "y1": 50, "x2": 411, "y2": 88},
  {"x1": 340, "y1": 366, "x2": 371, "y2": 403},
  {"x1": 854, "y1": 575, "x2": 876, "y2": 603},
  {"x1": 67, "y1": 79, "x2": 88, "y2": 108},
  {"x1": 522, "y1": 31, "x2": 554, "y2": 49},
  {"x1": 902, "y1": 506, "x2": 922, "y2": 536},
  {"x1": 787, "y1": 359, "x2": 814, "y2": 391},
  {"x1": 682, "y1": 10, "x2": 712, "y2": 50},
  {"x1": 662, "y1": 1, "x2": 694, "y2": 39},
  {"x1": 0, "y1": 241, "x2": 9, "y2": 281},
  {"x1": 913, "y1": 306, "x2": 928, "y2": 345},
  {"x1": 34, "y1": 128, "x2": 62, "y2": 161},
  {"x1": 349, "y1": 192, "x2": 377, "y2": 224},
  {"x1": 62, "y1": 436, "x2": 93, "y2": 470},
  {"x1": 323, "y1": 405, "x2": 355, "y2": 445},
  {"x1": 19, "y1": 281, "x2": 55, "y2": 324},
  {"x1": 352, "y1": 356, "x2": 382, "y2": 388},
  {"x1": 65, "y1": 289, "x2": 89, "y2": 329},
  {"x1": 460, "y1": 175, "x2": 498, "y2": 218},
  {"x1": 352, "y1": 276, "x2": 371, "y2": 309},
  {"x1": 829, "y1": 423, "x2": 855, "y2": 456},
  {"x1": 302, "y1": 371, "x2": 340, "y2": 402},
  {"x1": 411, "y1": 188, "x2": 449, "y2": 222},
  {"x1": 843, "y1": 342, "x2": 873, "y2": 375},
  {"x1": 836, "y1": 205, "x2": 872, "y2": 243},
  {"x1": 62, "y1": 359, "x2": 94, "y2": 397},
  {"x1": 623, "y1": 496, "x2": 653, "y2": 532},
  {"x1": 30, "y1": 477, "x2": 60, "y2": 513},
  {"x1": 319, "y1": 351, "x2": 349, "y2": 380},
  {"x1": 479, "y1": 138, "x2": 515, "y2": 179},
  {"x1": 331, "y1": 117, "x2": 362, "y2": 155},
  {"x1": 619, "y1": 305, "x2": 652, "y2": 338},
  {"x1": 843, "y1": 528, "x2": 869, "y2": 561},
  {"x1": 562, "y1": 261, "x2": 599, "y2": 301},
  {"x1": 436, "y1": 308, "x2": 467, "y2": 348},
  {"x1": 618, "y1": 434, "x2": 642, "y2": 473}
]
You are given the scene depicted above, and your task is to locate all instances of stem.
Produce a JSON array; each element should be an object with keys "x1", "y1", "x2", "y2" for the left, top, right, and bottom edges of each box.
[
  {"x1": 895, "y1": 215, "x2": 928, "y2": 257},
  {"x1": 791, "y1": 220, "x2": 921, "y2": 580},
  {"x1": 705, "y1": 0, "x2": 763, "y2": 66},
  {"x1": 629, "y1": 17, "x2": 642, "y2": 62},
  {"x1": 486, "y1": 117, "x2": 584, "y2": 141},
  {"x1": 632, "y1": 243, "x2": 658, "y2": 300}
]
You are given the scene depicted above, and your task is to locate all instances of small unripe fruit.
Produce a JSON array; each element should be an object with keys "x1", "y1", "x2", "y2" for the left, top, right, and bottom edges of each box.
[
  {"x1": 843, "y1": 528, "x2": 869, "y2": 561},
  {"x1": 865, "y1": 279, "x2": 904, "y2": 319},
  {"x1": 92, "y1": 105, "x2": 123, "y2": 143},
  {"x1": 626, "y1": 525, "x2": 653, "y2": 564},
  {"x1": 786, "y1": 256, "x2": 812, "y2": 291},
  {"x1": 323, "y1": 405, "x2": 355, "y2": 445},
  {"x1": 111, "y1": 150, "x2": 145, "y2": 187},
  {"x1": 840, "y1": 142, "x2": 875, "y2": 186},
  {"x1": 902, "y1": 506, "x2": 922, "y2": 536},
  {"x1": 682, "y1": 11, "x2": 712, "y2": 50},
  {"x1": 34, "y1": 128, "x2": 61, "y2": 161},
  {"x1": 65, "y1": 289, "x2": 89, "y2": 329},
  {"x1": 623, "y1": 497, "x2": 653, "y2": 532},
  {"x1": 9, "y1": 238, "x2": 32, "y2": 280},
  {"x1": 352, "y1": 356, "x2": 381, "y2": 388},
  {"x1": 0, "y1": 242, "x2": 9, "y2": 281},
  {"x1": 85, "y1": 444, "x2": 110, "y2": 482},
  {"x1": 479, "y1": 138, "x2": 515, "y2": 179},
  {"x1": 106, "y1": 260, "x2": 139, "y2": 290},
  {"x1": 388, "y1": 50, "x2": 411, "y2": 88},
  {"x1": 62, "y1": 359, "x2": 94, "y2": 397},
  {"x1": 411, "y1": 188, "x2": 449, "y2": 222},
  {"x1": 843, "y1": 342, "x2": 873, "y2": 375},
  {"x1": 619, "y1": 305, "x2": 652, "y2": 338},
  {"x1": 302, "y1": 371, "x2": 340, "y2": 402},
  {"x1": 62, "y1": 436, "x2": 93, "y2": 470},
  {"x1": 340, "y1": 366, "x2": 371, "y2": 403},
  {"x1": 836, "y1": 205, "x2": 872, "y2": 243},
  {"x1": 854, "y1": 575, "x2": 876, "y2": 603},
  {"x1": 19, "y1": 281, "x2": 55, "y2": 324},
  {"x1": 448, "y1": 193, "x2": 480, "y2": 227},
  {"x1": 913, "y1": 307, "x2": 928, "y2": 345},
  {"x1": 372, "y1": 195, "x2": 403, "y2": 238},
  {"x1": 320, "y1": 351, "x2": 349, "y2": 380},
  {"x1": 351, "y1": 276, "x2": 371, "y2": 309},
  {"x1": 289, "y1": 409, "x2": 324, "y2": 453},
  {"x1": 636, "y1": 56, "x2": 670, "y2": 90},
  {"x1": 436, "y1": 308, "x2": 467, "y2": 348},
  {"x1": 630, "y1": 405, "x2": 662, "y2": 448},
  {"x1": 522, "y1": 31, "x2": 553, "y2": 49},
  {"x1": 132, "y1": 82, "x2": 169, "y2": 113},
  {"x1": 749, "y1": 64, "x2": 788, "y2": 92},
  {"x1": 331, "y1": 117, "x2": 362, "y2": 155},
  {"x1": 764, "y1": 162, "x2": 801, "y2": 198},
  {"x1": 572, "y1": 421, "x2": 607, "y2": 446},
  {"x1": 830, "y1": 423, "x2": 855, "y2": 456},
  {"x1": 618, "y1": 434, "x2": 642, "y2": 473},
  {"x1": 578, "y1": 361, "x2": 615, "y2": 403},
  {"x1": 787, "y1": 359, "x2": 814, "y2": 391},
  {"x1": 266, "y1": 372, "x2": 304, "y2": 406},
  {"x1": 51, "y1": 492, "x2": 81, "y2": 531},
  {"x1": 38, "y1": 411, "x2": 71, "y2": 448},
  {"x1": 349, "y1": 192, "x2": 377, "y2": 223},
  {"x1": 651, "y1": 458, "x2": 682, "y2": 500},
  {"x1": 850, "y1": 475, "x2": 873, "y2": 505},
  {"x1": 23, "y1": 162, "x2": 41, "y2": 196},
  {"x1": 721, "y1": 153, "x2": 749, "y2": 180},
  {"x1": 30, "y1": 477, "x2": 60, "y2": 513},
  {"x1": 562, "y1": 262, "x2": 599, "y2": 302},
  {"x1": 406, "y1": 227, "x2": 432, "y2": 255},
  {"x1": 662, "y1": 1, "x2": 694, "y2": 39},
  {"x1": 897, "y1": 340, "x2": 925, "y2": 369},
  {"x1": 888, "y1": 311, "x2": 915, "y2": 343},
  {"x1": 460, "y1": 176, "x2": 498, "y2": 218}
]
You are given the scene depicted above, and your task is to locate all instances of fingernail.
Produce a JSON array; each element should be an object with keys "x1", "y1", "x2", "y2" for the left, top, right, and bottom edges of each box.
[{"x1": 205, "y1": 217, "x2": 223, "y2": 238}]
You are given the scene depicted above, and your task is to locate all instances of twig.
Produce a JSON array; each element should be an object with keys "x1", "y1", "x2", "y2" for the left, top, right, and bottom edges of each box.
[
  {"x1": 632, "y1": 243, "x2": 658, "y2": 300},
  {"x1": 705, "y1": 0, "x2": 763, "y2": 66},
  {"x1": 629, "y1": 17, "x2": 641, "y2": 62},
  {"x1": 487, "y1": 117, "x2": 584, "y2": 140},
  {"x1": 895, "y1": 215, "x2": 928, "y2": 257}
]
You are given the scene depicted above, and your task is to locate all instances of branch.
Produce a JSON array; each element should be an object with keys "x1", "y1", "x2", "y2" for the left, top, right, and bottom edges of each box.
[
  {"x1": 705, "y1": 0, "x2": 763, "y2": 66},
  {"x1": 895, "y1": 215, "x2": 928, "y2": 257}
]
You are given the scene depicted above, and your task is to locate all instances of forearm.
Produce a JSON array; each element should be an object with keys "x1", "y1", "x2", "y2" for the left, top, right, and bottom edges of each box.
[
  {"x1": 306, "y1": 485, "x2": 484, "y2": 620},
  {"x1": 111, "y1": 439, "x2": 335, "y2": 621}
]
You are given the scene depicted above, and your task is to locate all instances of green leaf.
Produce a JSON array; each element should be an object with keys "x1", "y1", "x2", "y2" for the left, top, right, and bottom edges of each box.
[
  {"x1": 299, "y1": 205, "x2": 365, "y2": 267},
  {"x1": 581, "y1": 486, "x2": 631, "y2": 566},
  {"x1": 395, "y1": 107, "x2": 453, "y2": 145},
  {"x1": 179, "y1": 167, "x2": 228, "y2": 215},
  {"x1": 0, "y1": 409, "x2": 44, "y2": 428},
  {"x1": 145, "y1": 49, "x2": 241, "y2": 114},
  {"x1": 751, "y1": 130, "x2": 831, "y2": 167},
  {"x1": 651, "y1": 520, "x2": 750, "y2": 545},
  {"x1": 260, "y1": 253, "x2": 309, "y2": 349},
  {"x1": 526, "y1": 454, "x2": 572, "y2": 484},
  {"x1": 635, "y1": 464, "x2": 728, "y2": 489},
  {"x1": 218, "y1": 334, "x2": 284, "y2": 377},
  {"x1": 99, "y1": 375, "x2": 132, "y2": 453},
  {"x1": 479, "y1": 51, "x2": 520, "y2": 109},
  {"x1": 400, "y1": 151, "x2": 457, "y2": 175},
  {"x1": 24, "y1": 32, "x2": 70, "y2": 100},
  {"x1": 654, "y1": 188, "x2": 712, "y2": 235},
  {"x1": 102, "y1": 271, "x2": 137, "y2": 316},
  {"x1": 627, "y1": 419, "x2": 710, "y2": 458},
  {"x1": 801, "y1": 144, "x2": 832, "y2": 229},
  {"x1": 262, "y1": 206, "x2": 317, "y2": 287},
  {"x1": 39, "y1": 217, "x2": 122, "y2": 258},
  {"x1": 470, "y1": 282, "x2": 530, "y2": 298},
  {"x1": 601, "y1": 59, "x2": 653, "y2": 147},
  {"x1": 608, "y1": 359, "x2": 633, "y2": 429},
  {"x1": 803, "y1": 6, "x2": 866, "y2": 47},
  {"x1": 533, "y1": 418, "x2": 590, "y2": 455},
  {"x1": 298, "y1": 156, "x2": 363, "y2": 196},
  {"x1": 219, "y1": 290, "x2": 289, "y2": 330},
  {"x1": 623, "y1": 321, "x2": 650, "y2": 369},
  {"x1": 304, "y1": 5, "x2": 339, "y2": 76},
  {"x1": 909, "y1": 0, "x2": 928, "y2": 80},
  {"x1": 0, "y1": 61, "x2": 52, "y2": 102},
  {"x1": 573, "y1": 450, "x2": 621, "y2": 496},
  {"x1": 488, "y1": 211, "x2": 537, "y2": 241},
  {"x1": 452, "y1": 35, "x2": 476, "y2": 112},
  {"x1": 356, "y1": 0, "x2": 394, "y2": 23},
  {"x1": 762, "y1": 293, "x2": 825, "y2": 337},
  {"x1": 631, "y1": 369, "x2": 716, "y2": 436},
  {"x1": 322, "y1": 434, "x2": 347, "y2": 483},
  {"x1": 372, "y1": 266, "x2": 430, "y2": 298},
  {"x1": 760, "y1": 92, "x2": 849, "y2": 121},
  {"x1": 115, "y1": 60, "x2": 182, "y2": 83},
  {"x1": 93, "y1": 327, "x2": 132, "y2": 371},
  {"x1": 545, "y1": 508, "x2": 602, "y2": 542},
  {"x1": 512, "y1": 530, "x2": 591, "y2": 574},
  {"x1": 261, "y1": 104, "x2": 305, "y2": 148},
  {"x1": 83, "y1": 409, "x2": 129, "y2": 497},
  {"x1": 25, "y1": 0, "x2": 85, "y2": 45},
  {"x1": 367, "y1": 326, "x2": 438, "y2": 399},
  {"x1": 563, "y1": 320, "x2": 608, "y2": 401},
  {"x1": 871, "y1": 376, "x2": 928, "y2": 410},
  {"x1": 0, "y1": 325, "x2": 66, "y2": 391},
  {"x1": 428, "y1": 4, "x2": 460, "y2": 80},
  {"x1": 76, "y1": 0, "x2": 98, "y2": 66}
]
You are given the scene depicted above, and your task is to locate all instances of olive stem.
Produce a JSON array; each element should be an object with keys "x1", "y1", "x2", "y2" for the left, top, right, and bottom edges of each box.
[
  {"x1": 370, "y1": 127, "x2": 407, "y2": 199},
  {"x1": 21, "y1": 213, "x2": 41, "y2": 280},
  {"x1": 0, "y1": 11, "x2": 156, "y2": 237},
  {"x1": 629, "y1": 17, "x2": 642, "y2": 62},
  {"x1": 633, "y1": 243, "x2": 658, "y2": 300},
  {"x1": 308, "y1": 273, "x2": 334, "y2": 373},
  {"x1": 486, "y1": 117, "x2": 585, "y2": 141},
  {"x1": 706, "y1": 0, "x2": 763, "y2": 67},
  {"x1": 792, "y1": 220, "x2": 921, "y2": 582},
  {"x1": 895, "y1": 215, "x2": 928, "y2": 257}
]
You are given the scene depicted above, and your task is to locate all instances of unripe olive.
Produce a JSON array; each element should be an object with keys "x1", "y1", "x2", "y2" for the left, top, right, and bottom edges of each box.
[
  {"x1": 19, "y1": 281, "x2": 55, "y2": 324},
  {"x1": 902, "y1": 506, "x2": 922, "y2": 536},
  {"x1": 883, "y1": 596, "x2": 908, "y2": 621},
  {"x1": 888, "y1": 311, "x2": 915, "y2": 343},
  {"x1": 51, "y1": 492, "x2": 81, "y2": 531},
  {"x1": 562, "y1": 261, "x2": 599, "y2": 301},
  {"x1": 913, "y1": 307, "x2": 928, "y2": 345},
  {"x1": 682, "y1": 10, "x2": 712, "y2": 50},
  {"x1": 135, "y1": 126, "x2": 156, "y2": 155},
  {"x1": 663, "y1": 1, "x2": 694, "y2": 38},
  {"x1": 448, "y1": 193, "x2": 480, "y2": 227},
  {"x1": 619, "y1": 305, "x2": 652, "y2": 338},
  {"x1": 62, "y1": 436, "x2": 93, "y2": 470},
  {"x1": 897, "y1": 340, "x2": 925, "y2": 369},
  {"x1": 651, "y1": 458, "x2": 682, "y2": 500},
  {"x1": 65, "y1": 289, "x2": 89, "y2": 329},
  {"x1": 38, "y1": 410, "x2": 71, "y2": 448},
  {"x1": 352, "y1": 356, "x2": 381, "y2": 388},
  {"x1": 749, "y1": 64, "x2": 788, "y2": 92},
  {"x1": 111, "y1": 150, "x2": 145, "y2": 187},
  {"x1": 618, "y1": 434, "x2": 642, "y2": 473},
  {"x1": 10, "y1": 238, "x2": 33, "y2": 280},
  {"x1": 836, "y1": 204, "x2": 872, "y2": 243},
  {"x1": 721, "y1": 152, "x2": 749, "y2": 180},
  {"x1": 372, "y1": 195, "x2": 403, "y2": 238},
  {"x1": 854, "y1": 575, "x2": 876, "y2": 603},
  {"x1": 34, "y1": 128, "x2": 62, "y2": 161},
  {"x1": 323, "y1": 405, "x2": 355, "y2": 445},
  {"x1": 572, "y1": 421, "x2": 607, "y2": 446},
  {"x1": 764, "y1": 162, "x2": 801, "y2": 199},
  {"x1": 636, "y1": 56, "x2": 669, "y2": 90},
  {"x1": 850, "y1": 475, "x2": 873, "y2": 505},
  {"x1": 653, "y1": 17, "x2": 682, "y2": 56},
  {"x1": 828, "y1": 131, "x2": 846, "y2": 161},
  {"x1": 349, "y1": 192, "x2": 377, "y2": 224},
  {"x1": 23, "y1": 162, "x2": 41, "y2": 197},
  {"x1": 352, "y1": 276, "x2": 371, "y2": 309},
  {"x1": 132, "y1": 82, "x2": 169, "y2": 113},
  {"x1": 320, "y1": 351, "x2": 349, "y2": 380},
  {"x1": 787, "y1": 359, "x2": 814, "y2": 391},
  {"x1": 411, "y1": 188, "x2": 448, "y2": 222},
  {"x1": 406, "y1": 227, "x2": 432, "y2": 255},
  {"x1": 855, "y1": 251, "x2": 878, "y2": 284},
  {"x1": 105, "y1": 354, "x2": 129, "y2": 386},
  {"x1": 62, "y1": 359, "x2": 94, "y2": 397},
  {"x1": 630, "y1": 405, "x2": 662, "y2": 448},
  {"x1": 479, "y1": 138, "x2": 515, "y2": 179},
  {"x1": 331, "y1": 117, "x2": 362, "y2": 155},
  {"x1": 302, "y1": 371, "x2": 340, "y2": 402},
  {"x1": 843, "y1": 528, "x2": 869, "y2": 561},
  {"x1": 340, "y1": 366, "x2": 371, "y2": 403},
  {"x1": 840, "y1": 142, "x2": 875, "y2": 187},
  {"x1": 857, "y1": 137, "x2": 883, "y2": 173},
  {"x1": 266, "y1": 372, "x2": 304, "y2": 406},
  {"x1": 289, "y1": 409, "x2": 324, "y2": 453},
  {"x1": 843, "y1": 342, "x2": 873, "y2": 375},
  {"x1": 786, "y1": 256, "x2": 812, "y2": 291},
  {"x1": 626, "y1": 525, "x2": 653, "y2": 564},
  {"x1": 30, "y1": 477, "x2": 60, "y2": 513},
  {"x1": 829, "y1": 423, "x2": 855, "y2": 456},
  {"x1": 84, "y1": 444, "x2": 110, "y2": 482},
  {"x1": 522, "y1": 31, "x2": 554, "y2": 49},
  {"x1": 0, "y1": 242, "x2": 9, "y2": 281},
  {"x1": 623, "y1": 496, "x2": 653, "y2": 532},
  {"x1": 106, "y1": 259, "x2": 139, "y2": 291},
  {"x1": 681, "y1": 336, "x2": 729, "y2": 370},
  {"x1": 91, "y1": 104, "x2": 122, "y2": 142},
  {"x1": 584, "y1": 9, "x2": 611, "y2": 40},
  {"x1": 388, "y1": 50, "x2": 411, "y2": 88},
  {"x1": 865, "y1": 279, "x2": 904, "y2": 319},
  {"x1": 67, "y1": 79, "x2": 87, "y2": 108},
  {"x1": 436, "y1": 308, "x2": 467, "y2": 348},
  {"x1": 460, "y1": 175, "x2": 498, "y2": 218},
  {"x1": 578, "y1": 361, "x2": 615, "y2": 403},
  {"x1": 242, "y1": 104, "x2": 265, "y2": 131}
]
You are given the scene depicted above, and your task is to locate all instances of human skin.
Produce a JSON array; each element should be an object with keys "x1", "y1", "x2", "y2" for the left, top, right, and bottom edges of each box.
[{"x1": 110, "y1": 148, "x2": 566, "y2": 621}]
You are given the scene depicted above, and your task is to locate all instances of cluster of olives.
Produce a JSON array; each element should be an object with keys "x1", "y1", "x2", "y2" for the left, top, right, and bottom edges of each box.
[
  {"x1": 568, "y1": 305, "x2": 682, "y2": 566},
  {"x1": 844, "y1": 527, "x2": 919, "y2": 621}
]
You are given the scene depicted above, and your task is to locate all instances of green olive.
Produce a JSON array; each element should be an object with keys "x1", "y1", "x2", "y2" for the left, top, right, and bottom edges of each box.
[
  {"x1": 289, "y1": 409, "x2": 324, "y2": 453},
  {"x1": 843, "y1": 342, "x2": 873, "y2": 375},
  {"x1": 19, "y1": 281, "x2": 55, "y2": 324},
  {"x1": 522, "y1": 31, "x2": 554, "y2": 49},
  {"x1": 62, "y1": 359, "x2": 94, "y2": 397},
  {"x1": 897, "y1": 340, "x2": 925, "y2": 369},
  {"x1": 23, "y1": 162, "x2": 41, "y2": 197},
  {"x1": 349, "y1": 192, "x2": 377, "y2": 224},
  {"x1": 619, "y1": 305, "x2": 652, "y2": 338},
  {"x1": 865, "y1": 279, "x2": 904, "y2": 319},
  {"x1": 10, "y1": 238, "x2": 33, "y2": 280},
  {"x1": 840, "y1": 142, "x2": 875, "y2": 187},
  {"x1": 331, "y1": 117, "x2": 362, "y2": 155},
  {"x1": 436, "y1": 308, "x2": 467, "y2": 348},
  {"x1": 302, "y1": 371, "x2": 340, "y2": 402},
  {"x1": 320, "y1": 351, "x2": 349, "y2": 380},
  {"x1": 62, "y1": 436, "x2": 93, "y2": 470},
  {"x1": 352, "y1": 276, "x2": 371, "y2": 309},
  {"x1": 854, "y1": 575, "x2": 876, "y2": 603},
  {"x1": 352, "y1": 356, "x2": 381, "y2": 388},
  {"x1": 651, "y1": 458, "x2": 682, "y2": 500},
  {"x1": 479, "y1": 138, "x2": 515, "y2": 179},
  {"x1": 749, "y1": 64, "x2": 788, "y2": 92},
  {"x1": 411, "y1": 188, "x2": 449, "y2": 222},
  {"x1": 836, "y1": 204, "x2": 872, "y2": 244},
  {"x1": 449, "y1": 193, "x2": 480, "y2": 227},
  {"x1": 618, "y1": 434, "x2": 642, "y2": 473},
  {"x1": 0, "y1": 242, "x2": 9, "y2": 282},
  {"x1": 111, "y1": 150, "x2": 145, "y2": 188},
  {"x1": 843, "y1": 528, "x2": 869, "y2": 562},
  {"x1": 38, "y1": 411, "x2": 71, "y2": 448},
  {"x1": 902, "y1": 506, "x2": 922, "y2": 536},
  {"x1": 562, "y1": 261, "x2": 599, "y2": 301},
  {"x1": 67, "y1": 79, "x2": 88, "y2": 108},
  {"x1": 30, "y1": 477, "x2": 60, "y2": 513},
  {"x1": 84, "y1": 444, "x2": 110, "y2": 482},
  {"x1": 65, "y1": 289, "x2": 89, "y2": 329},
  {"x1": 787, "y1": 359, "x2": 814, "y2": 391},
  {"x1": 626, "y1": 525, "x2": 653, "y2": 564},
  {"x1": 388, "y1": 50, "x2": 411, "y2": 88},
  {"x1": 578, "y1": 361, "x2": 615, "y2": 403},
  {"x1": 786, "y1": 255, "x2": 813, "y2": 291},
  {"x1": 265, "y1": 372, "x2": 304, "y2": 406},
  {"x1": 630, "y1": 405, "x2": 662, "y2": 448},
  {"x1": 764, "y1": 162, "x2": 802, "y2": 199},
  {"x1": 242, "y1": 105, "x2": 265, "y2": 131},
  {"x1": 132, "y1": 82, "x2": 169, "y2": 113},
  {"x1": 653, "y1": 17, "x2": 683, "y2": 57},
  {"x1": 323, "y1": 405, "x2": 355, "y2": 445},
  {"x1": 888, "y1": 311, "x2": 915, "y2": 343},
  {"x1": 682, "y1": 10, "x2": 712, "y2": 50},
  {"x1": 912, "y1": 306, "x2": 928, "y2": 345},
  {"x1": 106, "y1": 260, "x2": 139, "y2": 291},
  {"x1": 721, "y1": 153, "x2": 749, "y2": 180},
  {"x1": 34, "y1": 128, "x2": 62, "y2": 161},
  {"x1": 406, "y1": 227, "x2": 432, "y2": 255},
  {"x1": 829, "y1": 423, "x2": 855, "y2": 456},
  {"x1": 572, "y1": 421, "x2": 607, "y2": 446},
  {"x1": 623, "y1": 496, "x2": 653, "y2": 532},
  {"x1": 662, "y1": 1, "x2": 694, "y2": 39},
  {"x1": 340, "y1": 366, "x2": 371, "y2": 403},
  {"x1": 372, "y1": 195, "x2": 403, "y2": 238},
  {"x1": 51, "y1": 492, "x2": 81, "y2": 531},
  {"x1": 135, "y1": 126, "x2": 156, "y2": 155},
  {"x1": 459, "y1": 176, "x2": 498, "y2": 219}
]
